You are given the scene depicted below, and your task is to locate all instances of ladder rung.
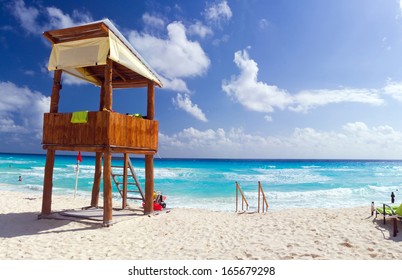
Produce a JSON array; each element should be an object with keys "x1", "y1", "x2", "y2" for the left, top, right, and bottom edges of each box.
[
  {"x1": 113, "y1": 182, "x2": 138, "y2": 185},
  {"x1": 127, "y1": 197, "x2": 143, "y2": 200},
  {"x1": 110, "y1": 155, "x2": 144, "y2": 202}
]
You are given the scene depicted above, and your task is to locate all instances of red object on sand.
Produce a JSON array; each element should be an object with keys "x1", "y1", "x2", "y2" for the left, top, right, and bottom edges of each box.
[
  {"x1": 77, "y1": 152, "x2": 83, "y2": 162},
  {"x1": 142, "y1": 202, "x2": 163, "y2": 211}
]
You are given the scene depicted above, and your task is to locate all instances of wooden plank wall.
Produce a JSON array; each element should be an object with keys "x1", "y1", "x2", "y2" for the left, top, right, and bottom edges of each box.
[{"x1": 42, "y1": 112, "x2": 158, "y2": 150}]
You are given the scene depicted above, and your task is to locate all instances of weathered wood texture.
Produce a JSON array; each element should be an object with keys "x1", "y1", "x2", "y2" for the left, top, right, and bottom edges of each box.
[
  {"x1": 90, "y1": 152, "x2": 102, "y2": 207},
  {"x1": 42, "y1": 112, "x2": 158, "y2": 151},
  {"x1": 144, "y1": 154, "x2": 154, "y2": 214},
  {"x1": 41, "y1": 150, "x2": 55, "y2": 215},
  {"x1": 103, "y1": 152, "x2": 113, "y2": 226}
]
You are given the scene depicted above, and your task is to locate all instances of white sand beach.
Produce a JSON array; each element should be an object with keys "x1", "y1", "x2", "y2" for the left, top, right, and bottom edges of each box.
[{"x1": 0, "y1": 189, "x2": 401, "y2": 260}]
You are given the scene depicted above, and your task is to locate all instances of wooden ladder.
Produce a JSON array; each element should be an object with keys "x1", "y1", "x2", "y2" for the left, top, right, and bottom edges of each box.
[{"x1": 111, "y1": 154, "x2": 144, "y2": 209}]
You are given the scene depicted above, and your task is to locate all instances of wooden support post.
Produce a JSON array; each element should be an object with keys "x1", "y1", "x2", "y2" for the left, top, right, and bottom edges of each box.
[
  {"x1": 147, "y1": 81, "x2": 155, "y2": 120},
  {"x1": 144, "y1": 81, "x2": 155, "y2": 214},
  {"x1": 50, "y1": 70, "x2": 62, "y2": 113},
  {"x1": 90, "y1": 152, "x2": 102, "y2": 207},
  {"x1": 40, "y1": 70, "x2": 62, "y2": 218},
  {"x1": 144, "y1": 154, "x2": 154, "y2": 214},
  {"x1": 41, "y1": 150, "x2": 55, "y2": 216},
  {"x1": 104, "y1": 59, "x2": 113, "y2": 111},
  {"x1": 103, "y1": 152, "x2": 113, "y2": 226},
  {"x1": 122, "y1": 153, "x2": 128, "y2": 209},
  {"x1": 99, "y1": 84, "x2": 105, "y2": 111}
]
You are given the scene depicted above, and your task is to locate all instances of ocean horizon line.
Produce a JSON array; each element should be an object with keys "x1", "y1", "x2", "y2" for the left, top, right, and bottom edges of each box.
[{"x1": 1, "y1": 151, "x2": 402, "y2": 162}]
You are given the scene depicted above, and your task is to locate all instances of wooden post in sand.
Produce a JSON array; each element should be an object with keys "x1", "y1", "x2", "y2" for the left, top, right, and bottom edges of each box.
[
  {"x1": 90, "y1": 152, "x2": 102, "y2": 207},
  {"x1": 103, "y1": 151, "x2": 113, "y2": 226},
  {"x1": 122, "y1": 153, "x2": 128, "y2": 209},
  {"x1": 144, "y1": 81, "x2": 155, "y2": 214},
  {"x1": 102, "y1": 59, "x2": 113, "y2": 226},
  {"x1": 41, "y1": 70, "x2": 62, "y2": 216}
]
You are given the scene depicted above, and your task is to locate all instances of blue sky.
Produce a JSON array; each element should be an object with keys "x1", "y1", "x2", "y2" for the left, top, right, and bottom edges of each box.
[{"x1": 2, "y1": 0, "x2": 402, "y2": 159}]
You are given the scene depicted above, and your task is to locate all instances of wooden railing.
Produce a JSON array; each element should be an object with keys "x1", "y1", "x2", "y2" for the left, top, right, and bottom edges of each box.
[
  {"x1": 258, "y1": 181, "x2": 269, "y2": 213},
  {"x1": 235, "y1": 181, "x2": 249, "y2": 212},
  {"x1": 42, "y1": 111, "x2": 158, "y2": 153}
]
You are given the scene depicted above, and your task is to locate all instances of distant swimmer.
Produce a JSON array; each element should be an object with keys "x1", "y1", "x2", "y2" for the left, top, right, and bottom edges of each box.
[{"x1": 18, "y1": 176, "x2": 22, "y2": 182}]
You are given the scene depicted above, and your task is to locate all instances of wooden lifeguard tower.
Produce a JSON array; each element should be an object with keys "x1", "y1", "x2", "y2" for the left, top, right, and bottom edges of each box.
[{"x1": 40, "y1": 19, "x2": 162, "y2": 226}]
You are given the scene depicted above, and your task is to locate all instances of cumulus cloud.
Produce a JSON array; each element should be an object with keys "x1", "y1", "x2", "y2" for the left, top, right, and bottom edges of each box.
[
  {"x1": 223, "y1": 48, "x2": 385, "y2": 115},
  {"x1": 129, "y1": 22, "x2": 210, "y2": 80},
  {"x1": 173, "y1": 94, "x2": 208, "y2": 122},
  {"x1": 159, "y1": 122, "x2": 402, "y2": 159},
  {"x1": 0, "y1": 81, "x2": 49, "y2": 136},
  {"x1": 222, "y1": 48, "x2": 293, "y2": 113}
]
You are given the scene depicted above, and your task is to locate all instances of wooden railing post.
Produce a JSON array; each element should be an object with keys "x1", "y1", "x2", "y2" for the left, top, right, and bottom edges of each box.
[
  {"x1": 235, "y1": 182, "x2": 249, "y2": 212},
  {"x1": 258, "y1": 181, "x2": 269, "y2": 213}
]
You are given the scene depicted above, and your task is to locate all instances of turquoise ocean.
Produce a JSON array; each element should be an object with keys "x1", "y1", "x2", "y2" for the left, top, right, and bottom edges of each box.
[{"x1": 0, "y1": 153, "x2": 400, "y2": 211}]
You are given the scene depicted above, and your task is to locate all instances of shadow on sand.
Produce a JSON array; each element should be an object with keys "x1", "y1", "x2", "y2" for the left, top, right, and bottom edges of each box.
[
  {"x1": 0, "y1": 207, "x2": 145, "y2": 238},
  {"x1": 370, "y1": 215, "x2": 402, "y2": 242}
]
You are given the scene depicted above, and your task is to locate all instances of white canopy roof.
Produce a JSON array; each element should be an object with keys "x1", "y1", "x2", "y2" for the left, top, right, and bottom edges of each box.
[{"x1": 45, "y1": 19, "x2": 162, "y2": 88}]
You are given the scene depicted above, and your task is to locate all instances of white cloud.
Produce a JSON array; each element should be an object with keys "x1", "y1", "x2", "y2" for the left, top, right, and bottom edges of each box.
[
  {"x1": 223, "y1": 48, "x2": 385, "y2": 114},
  {"x1": 0, "y1": 81, "x2": 50, "y2": 136},
  {"x1": 383, "y1": 79, "x2": 402, "y2": 102},
  {"x1": 264, "y1": 115, "x2": 273, "y2": 122},
  {"x1": 188, "y1": 21, "x2": 213, "y2": 38},
  {"x1": 204, "y1": 0, "x2": 233, "y2": 25},
  {"x1": 290, "y1": 88, "x2": 383, "y2": 113},
  {"x1": 259, "y1": 19, "x2": 269, "y2": 29},
  {"x1": 10, "y1": 0, "x2": 40, "y2": 34},
  {"x1": 159, "y1": 122, "x2": 402, "y2": 159},
  {"x1": 159, "y1": 77, "x2": 190, "y2": 93},
  {"x1": 222, "y1": 48, "x2": 293, "y2": 113},
  {"x1": 9, "y1": 0, "x2": 92, "y2": 34},
  {"x1": 128, "y1": 21, "x2": 210, "y2": 80},
  {"x1": 173, "y1": 94, "x2": 208, "y2": 122},
  {"x1": 142, "y1": 13, "x2": 165, "y2": 29},
  {"x1": 46, "y1": 7, "x2": 92, "y2": 30},
  {"x1": 62, "y1": 74, "x2": 88, "y2": 86}
]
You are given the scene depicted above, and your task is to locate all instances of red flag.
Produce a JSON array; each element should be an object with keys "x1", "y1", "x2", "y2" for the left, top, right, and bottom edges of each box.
[{"x1": 77, "y1": 152, "x2": 83, "y2": 162}]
